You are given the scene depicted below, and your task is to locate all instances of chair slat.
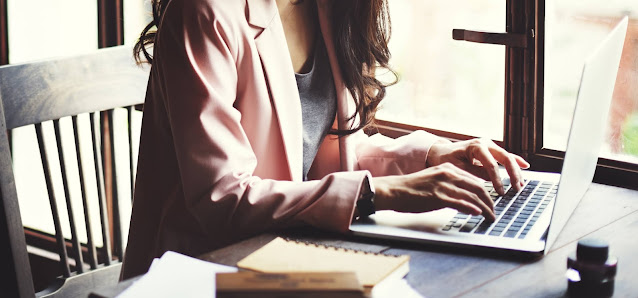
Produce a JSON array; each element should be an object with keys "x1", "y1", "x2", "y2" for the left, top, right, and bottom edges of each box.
[
  {"x1": 53, "y1": 120, "x2": 84, "y2": 274},
  {"x1": 90, "y1": 112, "x2": 113, "y2": 266},
  {"x1": 127, "y1": 106, "x2": 135, "y2": 199},
  {"x1": 35, "y1": 123, "x2": 71, "y2": 278},
  {"x1": 107, "y1": 109, "x2": 125, "y2": 261},
  {"x1": 72, "y1": 115, "x2": 98, "y2": 269}
]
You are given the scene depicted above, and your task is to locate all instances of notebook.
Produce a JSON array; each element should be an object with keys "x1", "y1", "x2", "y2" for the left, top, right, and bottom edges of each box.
[
  {"x1": 216, "y1": 271, "x2": 365, "y2": 298},
  {"x1": 236, "y1": 237, "x2": 410, "y2": 292},
  {"x1": 349, "y1": 16, "x2": 629, "y2": 257}
]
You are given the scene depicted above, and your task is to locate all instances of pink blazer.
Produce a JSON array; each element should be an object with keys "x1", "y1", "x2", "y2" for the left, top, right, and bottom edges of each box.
[{"x1": 121, "y1": 0, "x2": 443, "y2": 279}]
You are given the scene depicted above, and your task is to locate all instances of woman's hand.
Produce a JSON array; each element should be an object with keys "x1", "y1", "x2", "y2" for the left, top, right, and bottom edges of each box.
[
  {"x1": 372, "y1": 163, "x2": 496, "y2": 221},
  {"x1": 426, "y1": 138, "x2": 530, "y2": 195}
]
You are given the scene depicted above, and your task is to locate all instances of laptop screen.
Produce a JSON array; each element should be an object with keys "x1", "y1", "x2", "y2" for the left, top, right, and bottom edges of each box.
[{"x1": 544, "y1": 16, "x2": 628, "y2": 253}]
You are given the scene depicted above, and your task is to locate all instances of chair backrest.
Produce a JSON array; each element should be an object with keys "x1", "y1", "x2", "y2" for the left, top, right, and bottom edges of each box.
[{"x1": 0, "y1": 46, "x2": 149, "y2": 297}]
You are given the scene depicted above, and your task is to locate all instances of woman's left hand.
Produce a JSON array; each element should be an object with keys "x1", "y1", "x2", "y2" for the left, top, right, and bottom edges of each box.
[{"x1": 426, "y1": 138, "x2": 530, "y2": 195}]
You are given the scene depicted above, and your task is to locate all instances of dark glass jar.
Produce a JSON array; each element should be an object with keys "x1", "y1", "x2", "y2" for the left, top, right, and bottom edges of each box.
[{"x1": 566, "y1": 238, "x2": 617, "y2": 297}]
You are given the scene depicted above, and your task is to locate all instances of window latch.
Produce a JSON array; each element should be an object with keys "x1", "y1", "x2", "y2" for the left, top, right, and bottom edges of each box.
[{"x1": 452, "y1": 29, "x2": 530, "y2": 48}]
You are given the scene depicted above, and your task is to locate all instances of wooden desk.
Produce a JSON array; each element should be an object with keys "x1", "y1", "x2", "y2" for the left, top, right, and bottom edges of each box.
[
  {"x1": 200, "y1": 182, "x2": 638, "y2": 297},
  {"x1": 93, "y1": 182, "x2": 638, "y2": 297}
]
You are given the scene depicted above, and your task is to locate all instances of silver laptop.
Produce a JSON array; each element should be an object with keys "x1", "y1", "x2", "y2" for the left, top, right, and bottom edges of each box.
[{"x1": 350, "y1": 17, "x2": 629, "y2": 256}]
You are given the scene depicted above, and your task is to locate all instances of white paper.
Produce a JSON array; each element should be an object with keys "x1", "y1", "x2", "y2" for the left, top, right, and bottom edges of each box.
[
  {"x1": 117, "y1": 251, "x2": 238, "y2": 298},
  {"x1": 372, "y1": 278, "x2": 425, "y2": 298}
]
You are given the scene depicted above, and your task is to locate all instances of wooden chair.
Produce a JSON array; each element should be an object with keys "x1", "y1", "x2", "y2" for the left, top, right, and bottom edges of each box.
[{"x1": 0, "y1": 46, "x2": 149, "y2": 297}]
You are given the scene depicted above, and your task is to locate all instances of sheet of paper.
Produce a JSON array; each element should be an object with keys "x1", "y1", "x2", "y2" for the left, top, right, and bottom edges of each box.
[
  {"x1": 117, "y1": 251, "x2": 238, "y2": 298},
  {"x1": 372, "y1": 278, "x2": 424, "y2": 298}
]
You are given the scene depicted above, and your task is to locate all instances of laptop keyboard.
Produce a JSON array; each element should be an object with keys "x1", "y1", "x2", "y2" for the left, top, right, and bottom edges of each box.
[{"x1": 442, "y1": 178, "x2": 557, "y2": 239}]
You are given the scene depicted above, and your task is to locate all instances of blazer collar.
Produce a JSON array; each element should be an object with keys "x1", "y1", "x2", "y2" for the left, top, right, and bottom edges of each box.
[
  {"x1": 246, "y1": 0, "x2": 278, "y2": 29},
  {"x1": 249, "y1": 0, "x2": 303, "y2": 181}
]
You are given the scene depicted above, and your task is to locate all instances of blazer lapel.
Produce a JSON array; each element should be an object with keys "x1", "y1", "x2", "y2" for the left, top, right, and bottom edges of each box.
[{"x1": 247, "y1": 0, "x2": 303, "y2": 181}]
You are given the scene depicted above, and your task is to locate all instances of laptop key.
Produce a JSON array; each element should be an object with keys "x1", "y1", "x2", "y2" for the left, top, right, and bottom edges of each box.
[
  {"x1": 491, "y1": 226, "x2": 505, "y2": 232},
  {"x1": 510, "y1": 222, "x2": 524, "y2": 228},
  {"x1": 460, "y1": 223, "x2": 477, "y2": 232},
  {"x1": 489, "y1": 230, "x2": 503, "y2": 236},
  {"x1": 504, "y1": 230, "x2": 518, "y2": 238},
  {"x1": 474, "y1": 224, "x2": 491, "y2": 234},
  {"x1": 454, "y1": 213, "x2": 469, "y2": 219}
]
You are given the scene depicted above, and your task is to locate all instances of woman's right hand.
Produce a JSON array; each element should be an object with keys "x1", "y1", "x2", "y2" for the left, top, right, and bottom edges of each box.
[{"x1": 371, "y1": 163, "x2": 496, "y2": 221}]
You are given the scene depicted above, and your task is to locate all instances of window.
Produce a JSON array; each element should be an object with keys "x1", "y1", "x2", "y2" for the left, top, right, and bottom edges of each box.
[
  {"x1": 533, "y1": 0, "x2": 638, "y2": 187},
  {"x1": 379, "y1": 0, "x2": 505, "y2": 141},
  {"x1": 7, "y1": 0, "x2": 97, "y2": 63},
  {"x1": 8, "y1": 0, "x2": 100, "y2": 244},
  {"x1": 381, "y1": 0, "x2": 638, "y2": 189},
  {"x1": 544, "y1": 1, "x2": 638, "y2": 164}
]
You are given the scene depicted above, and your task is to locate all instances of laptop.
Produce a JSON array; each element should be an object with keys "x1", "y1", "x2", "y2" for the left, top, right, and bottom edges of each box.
[{"x1": 350, "y1": 16, "x2": 629, "y2": 257}]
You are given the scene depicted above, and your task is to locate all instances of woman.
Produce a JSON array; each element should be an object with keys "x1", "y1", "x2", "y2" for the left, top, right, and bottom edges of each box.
[{"x1": 121, "y1": 0, "x2": 529, "y2": 279}]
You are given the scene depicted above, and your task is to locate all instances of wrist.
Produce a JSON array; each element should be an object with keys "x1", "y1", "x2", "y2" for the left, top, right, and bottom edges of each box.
[
  {"x1": 426, "y1": 139, "x2": 452, "y2": 167},
  {"x1": 370, "y1": 176, "x2": 392, "y2": 211}
]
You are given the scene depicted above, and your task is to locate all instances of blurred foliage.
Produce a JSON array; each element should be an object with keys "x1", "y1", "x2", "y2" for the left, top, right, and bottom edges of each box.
[{"x1": 623, "y1": 112, "x2": 638, "y2": 156}]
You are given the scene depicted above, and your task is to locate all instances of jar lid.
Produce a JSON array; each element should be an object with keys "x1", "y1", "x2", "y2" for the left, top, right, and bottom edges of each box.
[{"x1": 577, "y1": 238, "x2": 609, "y2": 264}]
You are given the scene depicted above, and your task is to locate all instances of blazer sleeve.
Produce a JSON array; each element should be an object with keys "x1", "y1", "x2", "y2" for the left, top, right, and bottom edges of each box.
[
  {"x1": 353, "y1": 129, "x2": 449, "y2": 176},
  {"x1": 154, "y1": 1, "x2": 364, "y2": 237}
]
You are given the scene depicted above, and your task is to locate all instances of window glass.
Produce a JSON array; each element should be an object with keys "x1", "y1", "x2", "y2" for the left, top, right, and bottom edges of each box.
[
  {"x1": 8, "y1": 0, "x2": 99, "y2": 243},
  {"x1": 7, "y1": 0, "x2": 97, "y2": 63},
  {"x1": 545, "y1": 1, "x2": 638, "y2": 163},
  {"x1": 378, "y1": 0, "x2": 506, "y2": 140},
  {"x1": 124, "y1": 0, "x2": 152, "y2": 46}
]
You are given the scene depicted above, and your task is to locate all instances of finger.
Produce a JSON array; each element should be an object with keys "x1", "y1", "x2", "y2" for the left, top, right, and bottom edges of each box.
[
  {"x1": 514, "y1": 154, "x2": 530, "y2": 169},
  {"x1": 441, "y1": 181, "x2": 495, "y2": 221},
  {"x1": 449, "y1": 171, "x2": 495, "y2": 210},
  {"x1": 442, "y1": 165, "x2": 494, "y2": 209},
  {"x1": 445, "y1": 161, "x2": 489, "y2": 182},
  {"x1": 470, "y1": 143, "x2": 504, "y2": 195},
  {"x1": 437, "y1": 193, "x2": 482, "y2": 217},
  {"x1": 502, "y1": 153, "x2": 525, "y2": 190},
  {"x1": 442, "y1": 163, "x2": 494, "y2": 209},
  {"x1": 491, "y1": 150, "x2": 525, "y2": 191},
  {"x1": 458, "y1": 163, "x2": 491, "y2": 181},
  {"x1": 481, "y1": 140, "x2": 525, "y2": 191}
]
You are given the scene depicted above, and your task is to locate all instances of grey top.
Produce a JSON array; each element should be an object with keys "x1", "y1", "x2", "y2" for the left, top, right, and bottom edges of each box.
[{"x1": 295, "y1": 37, "x2": 337, "y2": 181}]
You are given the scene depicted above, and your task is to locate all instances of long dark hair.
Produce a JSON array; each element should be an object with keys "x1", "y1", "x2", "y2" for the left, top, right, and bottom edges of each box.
[{"x1": 134, "y1": 0, "x2": 396, "y2": 135}]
